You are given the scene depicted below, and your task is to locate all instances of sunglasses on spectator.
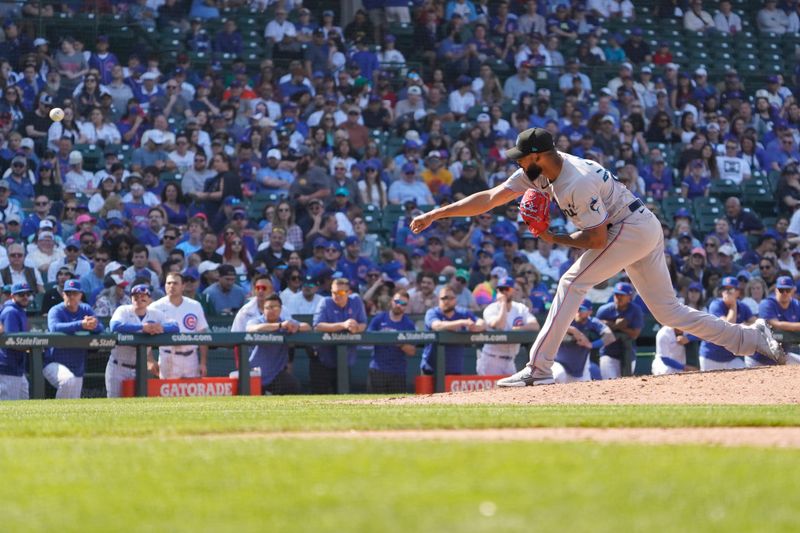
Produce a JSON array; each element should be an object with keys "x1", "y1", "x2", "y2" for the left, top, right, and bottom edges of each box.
[
  {"x1": 254, "y1": 285, "x2": 271, "y2": 292},
  {"x1": 393, "y1": 299, "x2": 408, "y2": 306},
  {"x1": 439, "y1": 295, "x2": 454, "y2": 301},
  {"x1": 778, "y1": 288, "x2": 794, "y2": 294},
  {"x1": 35, "y1": 201, "x2": 49, "y2": 206},
  {"x1": 332, "y1": 290, "x2": 349, "y2": 296},
  {"x1": 163, "y1": 235, "x2": 177, "y2": 240}
]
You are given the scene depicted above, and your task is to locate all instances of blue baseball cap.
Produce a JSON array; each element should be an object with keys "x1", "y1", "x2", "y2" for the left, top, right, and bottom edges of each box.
[
  {"x1": 313, "y1": 237, "x2": 328, "y2": 249},
  {"x1": 325, "y1": 241, "x2": 341, "y2": 251},
  {"x1": 181, "y1": 267, "x2": 199, "y2": 281},
  {"x1": 578, "y1": 299, "x2": 593, "y2": 311},
  {"x1": 720, "y1": 276, "x2": 739, "y2": 289},
  {"x1": 63, "y1": 279, "x2": 82, "y2": 292},
  {"x1": 673, "y1": 208, "x2": 692, "y2": 220},
  {"x1": 612, "y1": 282, "x2": 634, "y2": 295},
  {"x1": 131, "y1": 284, "x2": 151, "y2": 295},
  {"x1": 11, "y1": 282, "x2": 32, "y2": 295},
  {"x1": 688, "y1": 281, "x2": 703, "y2": 292},
  {"x1": 65, "y1": 239, "x2": 81, "y2": 250},
  {"x1": 402, "y1": 162, "x2": 416, "y2": 174},
  {"x1": 776, "y1": 276, "x2": 795, "y2": 289},
  {"x1": 497, "y1": 276, "x2": 515, "y2": 289},
  {"x1": 344, "y1": 235, "x2": 358, "y2": 246}
]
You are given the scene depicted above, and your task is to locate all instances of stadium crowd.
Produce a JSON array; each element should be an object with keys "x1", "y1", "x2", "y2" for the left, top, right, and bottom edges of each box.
[{"x1": 1, "y1": 0, "x2": 800, "y2": 398}]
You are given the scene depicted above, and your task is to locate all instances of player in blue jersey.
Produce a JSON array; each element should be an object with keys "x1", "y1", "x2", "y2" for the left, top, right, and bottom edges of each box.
[
  {"x1": 698, "y1": 277, "x2": 755, "y2": 371},
  {"x1": 747, "y1": 276, "x2": 800, "y2": 367},
  {"x1": 44, "y1": 279, "x2": 105, "y2": 399},
  {"x1": 0, "y1": 283, "x2": 33, "y2": 400},
  {"x1": 553, "y1": 299, "x2": 615, "y2": 383},
  {"x1": 596, "y1": 282, "x2": 644, "y2": 379}
]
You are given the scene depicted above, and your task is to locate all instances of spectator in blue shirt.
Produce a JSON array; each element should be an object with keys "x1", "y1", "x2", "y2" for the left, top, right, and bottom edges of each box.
[
  {"x1": 367, "y1": 289, "x2": 417, "y2": 393},
  {"x1": 681, "y1": 159, "x2": 711, "y2": 199},
  {"x1": 202, "y1": 264, "x2": 247, "y2": 315},
  {"x1": 421, "y1": 286, "x2": 486, "y2": 375},
  {"x1": 246, "y1": 293, "x2": 311, "y2": 395},
  {"x1": 215, "y1": 19, "x2": 243, "y2": 55},
  {"x1": 312, "y1": 277, "x2": 367, "y2": 394},
  {"x1": 337, "y1": 236, "x2": 374, "y2": 290},
  {"x1": 43, "y1": 279, "x2": 104, "y2": 399}
]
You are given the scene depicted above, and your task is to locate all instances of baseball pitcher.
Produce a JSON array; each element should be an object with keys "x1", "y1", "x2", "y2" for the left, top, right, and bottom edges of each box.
[{"x1": 410, "y1": 127, "x2": 785, "y2": 386}]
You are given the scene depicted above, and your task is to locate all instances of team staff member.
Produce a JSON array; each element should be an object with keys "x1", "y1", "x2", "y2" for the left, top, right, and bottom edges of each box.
[
  {"x1": 748, "y1": 276, "x2": 800, "y2": 367},
  {"x1": 366, "y1": 289, "x2": 417, "y2": 393},
  {"x1": 652, "y1": 325, "x2": 692, "y2": 375},
  {"x1": 596, "y1": 282, "x2": 644, "y2": 379},
  {"x1": 699, "y1": 277, "x2": 755, "y2": 371},
  {"x1": 409, "y1": 127, "x2": 783, "y2": 386},
  {"x1": 0, "y1": 283, "x2": 32, "y2": 400},
  {"x1": 246, "y1": 294, "x2": 310, "y2": 395},
  {"x1": 44, "y1": 279, "x2": 105, "y2": 399},
  {"x1": 312, "y1": 277, "x2": 367, "y2": 394},
  {"x1": 421, "y1": 286, "x2": 486, "y2": 375},
  {"x1": 231, "y1": 274, "x2": 276, "y2": 332},
  {"x1": 479, "y1": 277, "x2": 540, "y2": 376},
  {"x1": 553, "y1": 299, "x2": 615, "y2": 383},
  {"x1": 106, "y1": 284, "x2": 178, "y2": 398},
  {"x1": 149, "y1": 272, "x2": 209, "y2": 379}
]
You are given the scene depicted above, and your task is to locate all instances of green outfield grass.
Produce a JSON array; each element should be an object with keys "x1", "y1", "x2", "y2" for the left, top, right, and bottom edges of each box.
[
  {"x1": 3, "y1": 398, "x2": 800, "y2": 532},
  {"x1": 2, "y1": 397, "x2": 800, "y2": 437}
]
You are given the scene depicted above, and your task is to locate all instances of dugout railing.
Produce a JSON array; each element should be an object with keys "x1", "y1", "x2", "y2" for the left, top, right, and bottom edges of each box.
[
  {"x1": 2, "y1": 330, "x2": 546, "y2": 398},
  {"x1": 8, "y1": 329, "x2": 790, "y2": 398}
]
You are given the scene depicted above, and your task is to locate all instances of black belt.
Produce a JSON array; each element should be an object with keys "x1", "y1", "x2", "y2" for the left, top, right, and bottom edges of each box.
[
  {"x1": 111, "y1": 359, "x2": 136, "y2": 369},
  {"x1": 161, "y1": 349, "x2": 195, "y2": 356},
  {"x1": 609, "y1": 199, "x2": 645, "y2": 229},
  {"x1": 628, "y1": 198, "x2": 644, "y2": 212}
]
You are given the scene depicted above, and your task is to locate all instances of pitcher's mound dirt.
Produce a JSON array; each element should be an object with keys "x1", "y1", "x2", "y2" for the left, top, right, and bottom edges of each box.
[{"x1": 379, "y1": 366, "x2": 800, "y2": 405}]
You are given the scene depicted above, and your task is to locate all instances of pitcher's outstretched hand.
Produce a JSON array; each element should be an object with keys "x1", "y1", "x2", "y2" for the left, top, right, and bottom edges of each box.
[{"x1": 410, "y1": 212, "x2": 435, "y2": 233}]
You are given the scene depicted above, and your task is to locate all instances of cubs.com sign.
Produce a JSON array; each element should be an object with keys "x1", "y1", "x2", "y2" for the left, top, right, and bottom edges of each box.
[{"x1": 120, "y1": 377, "x2": 261, "y2": 397}]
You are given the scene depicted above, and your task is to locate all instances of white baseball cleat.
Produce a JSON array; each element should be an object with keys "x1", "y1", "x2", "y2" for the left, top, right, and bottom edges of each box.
[
  {"x1": 753, "y1": 319, "x2": 787, "y2": 365},
  {"x1": 496, "y1": 366, "x2": 555, "y2": 387}
]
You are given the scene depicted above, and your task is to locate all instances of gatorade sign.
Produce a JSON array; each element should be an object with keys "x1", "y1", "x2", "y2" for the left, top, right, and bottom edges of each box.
[
  {"x1": 120, "y1": 377, "x2": 262, "y2": 397},
  {"x1": 415, "y1": 375, "x2": 506, "y2": 394}
]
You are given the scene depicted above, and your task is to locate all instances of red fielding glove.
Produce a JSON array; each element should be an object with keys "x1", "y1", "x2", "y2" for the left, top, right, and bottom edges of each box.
[{"x1": 519, "y1": 188, "x2": 551, "y2": 237}]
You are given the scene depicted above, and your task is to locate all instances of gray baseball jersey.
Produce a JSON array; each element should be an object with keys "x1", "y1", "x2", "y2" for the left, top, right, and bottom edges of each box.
[{"x1": 503, "y1": 151, "x2": 639, "y2": 229}]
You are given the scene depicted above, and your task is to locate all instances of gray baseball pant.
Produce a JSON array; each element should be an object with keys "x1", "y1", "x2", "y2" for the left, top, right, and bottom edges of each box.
[{"x1": 529, "y1": 209, "x2": 761, "y2": 379}]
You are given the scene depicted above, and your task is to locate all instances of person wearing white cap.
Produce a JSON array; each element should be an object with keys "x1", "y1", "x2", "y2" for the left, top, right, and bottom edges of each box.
[
  {"x1": 64, "y1": 150, "x2": 98, "y2": 195},
  {"x1": 131, "y1": 129, "x2": 169, "y2": 174},
  {"x1": 256, "y1": 148, "x2": 294, "y2": 197},
  {"x1": 0, "y1": 178, "x2": 22, "y2": 224},
  {"x1": 394, "y1": 84, "x2": 426, "y2": 120},
  {"x1": 26, "y1": 231, "x2": 65, "y2": 277},
  {"x1": 93, "y1": 274, "x2": 131, "y2": 317},
  {"x1": 137, "y1": 71, "x2": 163, "y2": 112}
]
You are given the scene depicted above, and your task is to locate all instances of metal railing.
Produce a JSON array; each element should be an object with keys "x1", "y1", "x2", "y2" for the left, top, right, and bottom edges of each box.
[{"x1": 1, "y1": 330, "x2": 542, "y2": 398}]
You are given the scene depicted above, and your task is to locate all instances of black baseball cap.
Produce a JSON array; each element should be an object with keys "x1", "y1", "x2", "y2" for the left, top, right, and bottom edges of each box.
[{"x1": 505, "y1": 128, "x2": 555, "y2": 160}]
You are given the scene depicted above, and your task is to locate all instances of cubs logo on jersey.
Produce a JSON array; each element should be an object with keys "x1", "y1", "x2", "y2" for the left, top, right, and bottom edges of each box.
[{"x1": 183, "y1": 313, "x2": 198, "y2": 330}]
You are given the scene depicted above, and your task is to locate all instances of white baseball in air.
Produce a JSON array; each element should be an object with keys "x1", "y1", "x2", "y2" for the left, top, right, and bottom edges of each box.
[{"x1": 49, "y1": 107, "x2": 64, "y2": 122}]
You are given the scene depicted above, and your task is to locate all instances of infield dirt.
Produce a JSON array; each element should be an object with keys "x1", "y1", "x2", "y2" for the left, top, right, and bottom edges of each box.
[{"x1": 376, "y1": 366, "x2": 800, "y2": 406}]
